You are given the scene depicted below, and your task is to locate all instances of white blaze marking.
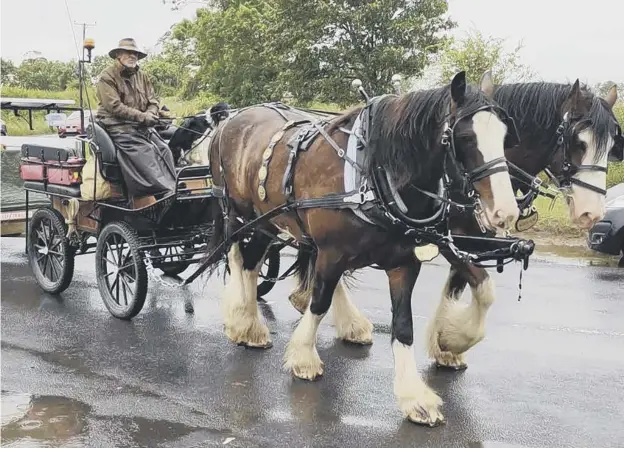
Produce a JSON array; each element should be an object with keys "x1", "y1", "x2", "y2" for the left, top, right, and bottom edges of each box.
[
  {"x1": 471, "y1": 111, "x2": 518, "y2": 228},
  {"x1": 570, "y1": 129, "x2": 609, "y2": 223}
]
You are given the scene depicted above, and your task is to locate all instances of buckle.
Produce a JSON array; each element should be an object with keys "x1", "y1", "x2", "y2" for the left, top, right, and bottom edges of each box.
[{"x1": 344, "y1": 190, "x2": 375, "y2": 205}]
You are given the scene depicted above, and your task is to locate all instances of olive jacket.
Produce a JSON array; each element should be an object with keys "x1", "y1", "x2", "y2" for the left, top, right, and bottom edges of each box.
[{"x1": 95, "y1": 60, "x2": 159, "y2": 133}]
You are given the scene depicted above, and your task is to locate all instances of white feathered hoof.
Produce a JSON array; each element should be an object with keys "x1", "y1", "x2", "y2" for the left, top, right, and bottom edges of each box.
[
  {"x1": 434, "y1": 351, "x2": 467, "y2": 371},
  {"x1": 224, "y1": 320, "x2": 272, "y2": 350},
  {"x1": 400, "y1": 391, "x2": 445, "y2": 427},
  {"x1": 284, "y1": 343, "x2": 324, "y2": 381},
  {"x1": 337, "y1": 317, "x2": 374, "y2": 346}
]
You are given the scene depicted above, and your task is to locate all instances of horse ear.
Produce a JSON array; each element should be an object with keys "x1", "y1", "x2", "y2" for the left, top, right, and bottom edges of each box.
[
  {"x1": 604, "y1": 84, "x2": 618, "y2": 109},
  {"x1": 480, "y1": 70, "x2": 495, "y2": 98},
  {"x1": 566, "y1": 79, "x2": 586, "y2": 115},
  {"x1": 450, "y1": 71, "x2": 467, "y2": 110}
]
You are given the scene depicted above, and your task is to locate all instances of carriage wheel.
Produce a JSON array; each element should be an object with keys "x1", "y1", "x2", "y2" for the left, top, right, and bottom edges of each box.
[
  {"x1": 257, "y1": 245, "x2": 281, "y2": 298},
  {"x1": 28, "y1": 207, "x2": 75, "y2": 294},
  {"x1": 95, "y1": 221, "x2": 148, "y2": 320}
]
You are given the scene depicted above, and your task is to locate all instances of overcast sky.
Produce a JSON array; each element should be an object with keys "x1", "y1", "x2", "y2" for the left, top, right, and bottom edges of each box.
[{"x1": 1, "y1": 0, "x2": 622, "y2": 86}]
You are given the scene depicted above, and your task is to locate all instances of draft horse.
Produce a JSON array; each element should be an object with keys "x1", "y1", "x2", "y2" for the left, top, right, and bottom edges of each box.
[
  {"x1": 287, "y1": 76, "x2": 623, "y2": 371},
  {"x1": 205, "y1": 71, "x2": 520, "y2": 426},
  {"x1": 426, "y1": 75, "x2": 623, "y2": 369}
]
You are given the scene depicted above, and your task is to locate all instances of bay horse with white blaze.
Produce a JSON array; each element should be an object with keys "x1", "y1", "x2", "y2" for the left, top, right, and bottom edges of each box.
[
  {"x1": 426, "y1": 75, "x2": 622, "y2": 370},
  {"x1": 205, "y1": 71, "x2": 520, "y2": 426},
  {"x1": 287, "y1": 75, "x2": 623, "y2": 373}
]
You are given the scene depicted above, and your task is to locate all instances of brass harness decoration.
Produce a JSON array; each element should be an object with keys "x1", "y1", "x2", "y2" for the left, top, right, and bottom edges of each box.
[{"x1": 258, "y1": 120, "x2": 296, "y2": 202}]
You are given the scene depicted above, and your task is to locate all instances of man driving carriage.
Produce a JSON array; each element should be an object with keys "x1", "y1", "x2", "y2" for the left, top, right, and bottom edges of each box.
[{"x1": 95, "y1": 38, "x2": 176, "y2": 199}]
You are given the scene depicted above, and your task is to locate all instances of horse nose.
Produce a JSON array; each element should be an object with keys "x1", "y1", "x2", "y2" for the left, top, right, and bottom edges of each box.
[{"x1": 495, "y1": 209, "x2": 517, "y2": 230}]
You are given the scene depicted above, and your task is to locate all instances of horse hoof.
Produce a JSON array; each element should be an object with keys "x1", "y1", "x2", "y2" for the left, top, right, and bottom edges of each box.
[
  {"x1": 435, "y1": 361, "x2": 467, "y2": 371},
  {"x1": 407, "y1": 412, "x2": 446, "y2": 427},
  {"x1": 292, "y1": 367, "x2": 323, "y2": 381},
  {"x1": 341, "y1": 337, "x2": 373, "y2": 346},
  {"x1": 239, "y1": 340, "x2": 273, "y2": 350}
]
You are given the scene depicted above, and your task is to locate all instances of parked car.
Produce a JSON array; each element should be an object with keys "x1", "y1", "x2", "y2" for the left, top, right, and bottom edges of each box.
[
  {"x1": 58, "y1": 110, "x2": 92, "y2": 137},
  {"x1": 588, "y1": 183, "x2": 624, "y2": 267},
  {"x1": 1, "y1": 118, "x2": 7, "y2": 136}
]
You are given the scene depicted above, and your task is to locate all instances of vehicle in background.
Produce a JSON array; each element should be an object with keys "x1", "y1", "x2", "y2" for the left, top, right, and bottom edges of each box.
[
  {"x1": 587, "y1": 183, "x2": 624, "y2": 267},
  {"x1": 58, "y1": 110, "x2": 92, "y2": 138}
]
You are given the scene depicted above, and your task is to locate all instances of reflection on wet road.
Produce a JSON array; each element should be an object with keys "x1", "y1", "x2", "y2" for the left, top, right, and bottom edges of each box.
[{"x1": 1, "y1": 237, "x2": 623, "y2": 447}]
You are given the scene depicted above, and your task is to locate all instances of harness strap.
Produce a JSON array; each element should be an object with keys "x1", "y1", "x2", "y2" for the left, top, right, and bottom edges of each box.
[
  {"x1": 294, "y1": 190, "x2": 376, "y2": 210},
  {"x1": 468, "y1": 157, "x2": 509, "y2": 183},
  {"x1": 313, "y1": 122, "x2": 363, "y2": 172},
  {"x1": 258, "y1": 119, "x2": 311, "y2": 202},
  {"x1": 569, "y1": 177, "x2": 607, "y2": 195}
]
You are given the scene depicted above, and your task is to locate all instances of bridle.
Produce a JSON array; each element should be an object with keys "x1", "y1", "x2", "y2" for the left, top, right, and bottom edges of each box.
[
  {"x1": 438, "y1": 104, "x2": 517, "y2": 232},
  {"x1": 505, "y1": 112, "x2": 623, "y2": 227},
  {"x1": 542, "y1": 112, "x2": 609, "y2": 196}
]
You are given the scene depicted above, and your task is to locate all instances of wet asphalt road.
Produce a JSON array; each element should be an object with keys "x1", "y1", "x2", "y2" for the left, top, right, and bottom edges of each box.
[{"x1": 2, "y1": 236, "x2": 624, "y2": 447}]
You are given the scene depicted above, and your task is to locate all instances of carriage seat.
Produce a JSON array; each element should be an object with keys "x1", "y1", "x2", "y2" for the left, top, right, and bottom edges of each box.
[
  {"x1": 87, "y1": 122, "x2": 124, "y2": 183},
  {"x1": 23, "y1": 181, "x2": 81, "y2": 198},
  {"x1": 21, "y1": 144, "x2": 79, "y2": 162}
]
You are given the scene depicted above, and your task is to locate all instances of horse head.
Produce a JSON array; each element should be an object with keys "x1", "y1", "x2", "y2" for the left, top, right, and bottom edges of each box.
[
  {"x1": 444, "y1": 71, "x2": 520, "y2": 232},
  {"x1": 551, "y1": 81, "x2": 619, "y2": 229}
]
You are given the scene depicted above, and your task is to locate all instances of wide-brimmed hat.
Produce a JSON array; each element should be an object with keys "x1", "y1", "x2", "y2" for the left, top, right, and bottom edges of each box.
[{"x1": 108, "y1": 38, "x2": 147, "y2": 59}]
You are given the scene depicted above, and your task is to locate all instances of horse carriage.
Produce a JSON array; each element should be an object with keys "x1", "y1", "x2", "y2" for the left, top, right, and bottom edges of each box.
[{"x1": 17, "y1": 112, "x2": 282, "y2": 319}]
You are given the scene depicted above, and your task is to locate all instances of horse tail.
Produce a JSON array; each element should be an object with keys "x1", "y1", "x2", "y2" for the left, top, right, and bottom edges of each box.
[{"x1": 197, "y1": 195, "x2": 228, "y2": 282}]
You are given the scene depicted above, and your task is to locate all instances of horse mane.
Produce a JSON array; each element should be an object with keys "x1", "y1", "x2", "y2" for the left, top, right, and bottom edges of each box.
[
  {"x1": 367, "y1": 85, "x2": 493, "y2": 189},
  {"x1": 493, "y1": 82, "x2": 618, "y2": 163},
  {"x1": 326, "y1": 107, "x2": 362, "y2": 134}
]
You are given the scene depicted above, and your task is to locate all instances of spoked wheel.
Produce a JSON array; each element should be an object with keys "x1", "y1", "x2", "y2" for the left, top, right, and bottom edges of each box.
[
  {"x1": 27, "y1": 207, "x2": 75, "y2": 294},
  {"x1": 95, "y1": 221, "x2": 148, "y2": 320},
  {"x1": 159, "y1": 244, "x2": 193, "y2": 277},
  {"x1": 257, "y1": 245, "x2": 281, "y2": 298}
]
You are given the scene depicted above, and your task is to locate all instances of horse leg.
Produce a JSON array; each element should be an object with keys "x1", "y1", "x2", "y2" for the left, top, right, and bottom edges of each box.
[
  {"x1": 331, "y1": 278, "x2": 373, "y2": 345},
  {"x1": 288, "y1": 247, "x2": 314, "y2": 314},
  {"x1": 284, "y1": 249, "x2": 342, "y2": 380},
  {"x1": 426, "y1": 262, "x2": 493, "y2": 369},
  {"x1": 221, "y1": 233, "x2": 273, "y2": 349},
  {"x1": 389, "y1": 260, "x2": 444, "y2": 426}
]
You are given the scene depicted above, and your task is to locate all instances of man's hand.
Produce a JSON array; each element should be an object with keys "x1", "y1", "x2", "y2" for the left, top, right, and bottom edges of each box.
[{"x1": 141, "y1": 111, "x2": 159, "y2": 127}]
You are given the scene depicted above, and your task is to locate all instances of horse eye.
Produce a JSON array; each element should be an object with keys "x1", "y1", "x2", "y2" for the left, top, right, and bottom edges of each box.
[{"x1": 574, "y1": 138, "x2": 587, "y2": 152}]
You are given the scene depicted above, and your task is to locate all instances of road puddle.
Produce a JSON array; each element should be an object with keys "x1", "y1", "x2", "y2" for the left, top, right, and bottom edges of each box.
[
  {"x1": 534, "y1": 244, "x2": 621, "y2": 267},
  {"x1": 1, "y1": 391, "x2": 90, "y2": 447}
]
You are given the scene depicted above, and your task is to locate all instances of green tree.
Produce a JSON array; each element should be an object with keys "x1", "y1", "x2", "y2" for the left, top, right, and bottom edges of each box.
[
  {"x1": 15, "y1": 58, "x2": 78, "y2": 90},
  {"x1": 438, "y1": 29, "x2": 535, "y2": 86},
  {"x1": 1, "y1": 58, "x2": 17, "y2": 85},
  {"x1": 189, "y1": 0, "x2": 284, "y2": 106},
  {"x1": 276, "y1": 0, "x2": 454, "y2": 105},
  {"x1": 89, "y1": 55, "x2": 113, "y2": 80}
]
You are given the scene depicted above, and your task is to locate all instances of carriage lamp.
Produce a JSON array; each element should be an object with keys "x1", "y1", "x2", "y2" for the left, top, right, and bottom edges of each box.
[
  {"x1": 83, "y1": 38, "x2": 95, "y2": 63},
  {"x1": 351, "y1": 79, "x2": 370, "y2": 102}
]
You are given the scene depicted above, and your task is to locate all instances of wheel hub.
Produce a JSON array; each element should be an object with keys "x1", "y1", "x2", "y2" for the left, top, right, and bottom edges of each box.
[{"x1": 38, "y1": 245, "x2": 49, "y2": 256}]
